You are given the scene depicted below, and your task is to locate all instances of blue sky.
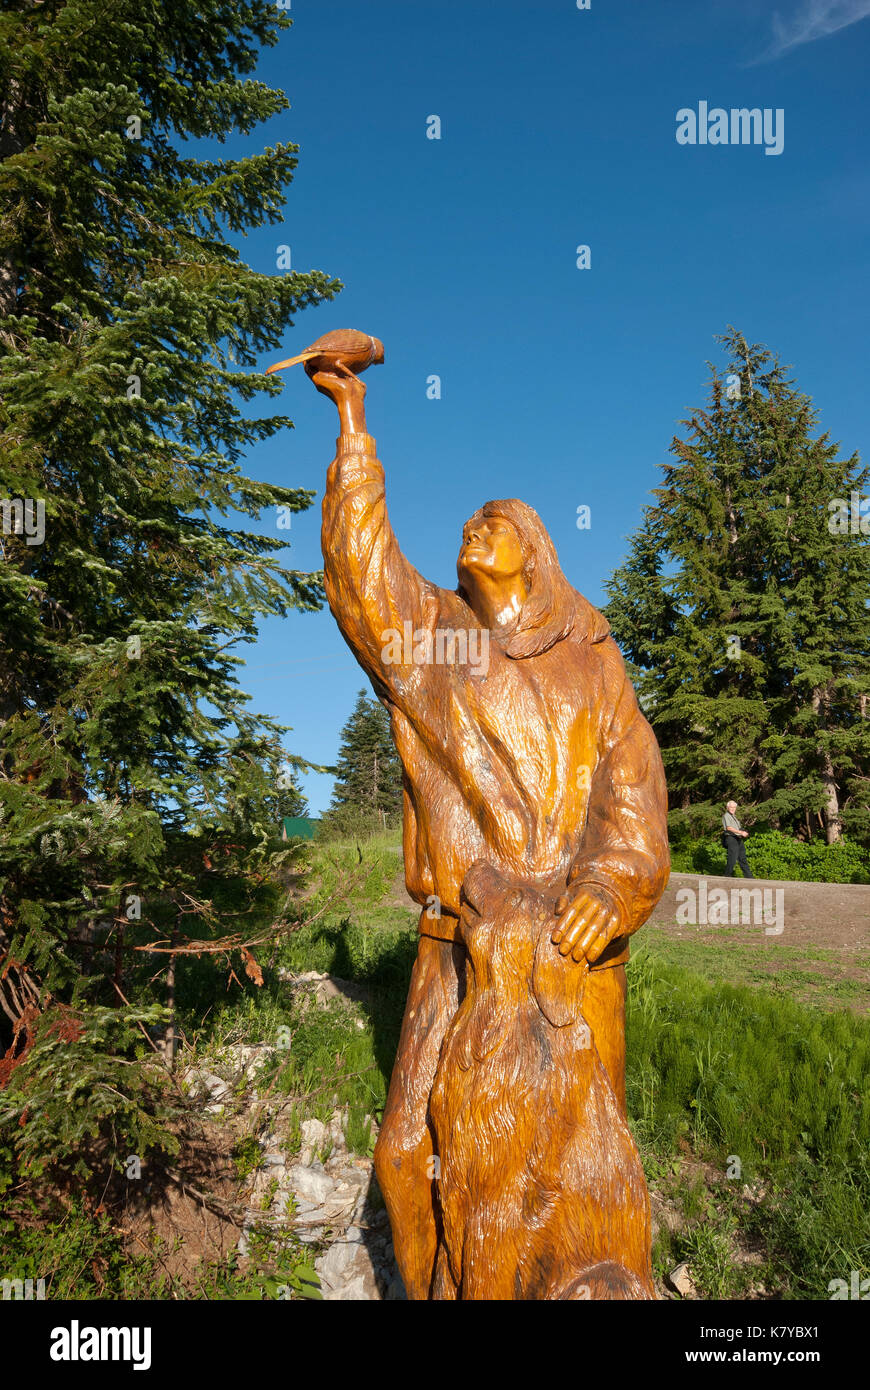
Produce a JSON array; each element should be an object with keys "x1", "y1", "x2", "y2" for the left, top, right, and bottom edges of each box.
[{"x1": 226, "y1": 0, "x2": 870, "y2": 814}]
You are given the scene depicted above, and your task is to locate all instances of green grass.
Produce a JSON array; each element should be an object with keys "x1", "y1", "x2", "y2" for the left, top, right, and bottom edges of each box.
[
  {"x1": 626, "y1": 947, "x2": 870, "y2": 1297},
  {"x1": 5, "y1": 828, "x2": 866, "y2": 1301},
  {"x1": 627, "y1": 946, "x2": 870, "y2": 1167},
  {"x1": 302, "y1": 828, "x2": 414, "y2": 934},
  {"x1": 641, "y1": 925, "x2": 870, "y2": 1014},
  {"x1": 0, "y1": 1200, "x2": 322, "y2": 1300}
]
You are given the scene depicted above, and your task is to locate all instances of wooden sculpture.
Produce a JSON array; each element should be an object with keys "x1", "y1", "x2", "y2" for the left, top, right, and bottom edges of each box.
[
  {"x1": 266, "y1": 328, "x2": 384, "y2": 379},
  {"x1": 272, "y1": 331, "x2": 669, "y2": 1300},
  {"x1": 429, "y1": 864, "x2": 654, "y2": 1300}
]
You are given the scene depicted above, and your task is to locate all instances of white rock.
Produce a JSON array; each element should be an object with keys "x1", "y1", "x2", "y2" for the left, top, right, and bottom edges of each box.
[
  {"x1": 326, "y1": 1107, "x2": 348, "y2": 1150},
  {"x1": 225, "y1": 1044, "x2": 275, "y2": 1078},
  {"x1": 301, "y1": 1118, "x2": 327, "y2": 1145},
  {"x1": 180, "y1": 1068, "x2": 222, "y2": 1098},
  {"x1": 179, "y1": 1068, "x2": 205, "y2": 1099},
  {"x1": 287, "y1": 1163, "x2": 336, "y2": 1205},
  {"x1": 280, "y1": 970, "x2": 368, "y2": 1008},
  {"x1": 299, "y1": 1117, "x2": 327, "y2": 1165},
  {"x1": 200, "y1": 1071, "x2": 231, "y2": 1099},
  {"x1": 316, "y1": 1239, "x2": 381, "y2": 1301},
  {"x1": 328, "y1": 1274, "x2": 371, "y2": 1301},
  {"x1": 667, "y1": 1262, "x2": 697, "y2": 1298},
  {"x1": 296, "y1": 1229, "x2": 323, "y2": 1246},
  {"x1": 319, "y1": 1240, "x2": 359, "y2": 1280}
]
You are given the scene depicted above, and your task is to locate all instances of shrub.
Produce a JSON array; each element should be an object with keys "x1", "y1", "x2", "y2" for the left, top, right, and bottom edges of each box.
[{"x1": 669, "y1": 830, "x2": 870, "y2": 883}]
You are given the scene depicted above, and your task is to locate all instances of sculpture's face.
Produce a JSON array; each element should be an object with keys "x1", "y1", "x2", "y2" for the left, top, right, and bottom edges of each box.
[{"x1": 458, "y1": 515, "x2": 525, "y2": 586}]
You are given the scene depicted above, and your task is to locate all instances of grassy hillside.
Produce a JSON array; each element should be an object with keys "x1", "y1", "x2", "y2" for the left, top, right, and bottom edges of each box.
[{"x1": 2, "y1": 828, "x2": 867, "y2": 1299}]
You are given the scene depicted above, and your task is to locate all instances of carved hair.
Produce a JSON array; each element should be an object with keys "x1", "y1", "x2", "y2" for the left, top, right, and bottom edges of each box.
[{"x1": 457, "y1": 498, "x2": 610, "y2": 660}]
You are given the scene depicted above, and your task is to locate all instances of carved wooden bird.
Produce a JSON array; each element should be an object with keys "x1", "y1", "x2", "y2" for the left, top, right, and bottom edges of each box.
[{"x1": 266, "y1": 329, "x2": 384, "y2": 379}]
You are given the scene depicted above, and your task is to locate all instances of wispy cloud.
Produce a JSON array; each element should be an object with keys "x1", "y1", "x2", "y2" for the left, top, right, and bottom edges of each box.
[{"x1": 759, "y1": 0, "x2": 870, "y2": 61}]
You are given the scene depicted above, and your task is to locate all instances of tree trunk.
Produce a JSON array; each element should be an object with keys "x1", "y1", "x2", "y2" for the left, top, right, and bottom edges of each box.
[
  {"x1": 811, "y1": 688, "x2": 842, "y2": 844},
  {"x1": 112, "y1": 890, "x2": 126, "y2": 1004},
  {"x1": 0, "y1": 911, "x2": 41, "y2": 1032},
  {"x1": 0, "y1": 77, "x2": 27, "y2": 342},
  {"x1": 163, "y1": 920, "x2": 179, "y2": 1070}
]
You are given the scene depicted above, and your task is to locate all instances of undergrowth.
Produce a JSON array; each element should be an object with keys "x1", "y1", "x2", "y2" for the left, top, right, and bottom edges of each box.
[{"x1": 2, "y1": 830, "x2": 867, "y2": 1300}]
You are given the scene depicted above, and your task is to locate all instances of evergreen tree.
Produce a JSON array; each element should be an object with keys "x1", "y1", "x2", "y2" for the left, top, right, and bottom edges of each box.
[
  {"x1": 327, "y1": 689, "x2": 403, "y2": 830},
  {"x1": 0, "y1": 0, "x2": 338, "y2": 1162},
  {"x1": 275, "y1": 766, "x2": 309, "y2": 823},
  {"x1": 602, "y1": 506, "x2": 680, "y2": 701},
  {"x1": 605, "y1": 329, "x2": 870, "y2": 845}
]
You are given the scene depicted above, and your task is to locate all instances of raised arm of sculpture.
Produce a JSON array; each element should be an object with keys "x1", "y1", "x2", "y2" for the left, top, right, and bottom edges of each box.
[{"x1": 312, "y1": 365, "x2": 437, "y2": 702}]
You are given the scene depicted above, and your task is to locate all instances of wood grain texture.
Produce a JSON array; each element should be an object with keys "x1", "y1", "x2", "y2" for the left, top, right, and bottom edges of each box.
[
  {"x1": 305, "y1": 334, "x2": 669, "y2": 1299},
  {"x1": 266, "y1": 328, "x2": 384, "y2": 378},
  {"x1": 429, "y1": 863, "x2": 654, "y2": 1300}
]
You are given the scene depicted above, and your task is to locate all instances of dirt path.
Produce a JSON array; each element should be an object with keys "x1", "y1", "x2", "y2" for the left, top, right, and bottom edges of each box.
[{"x1": 651, "y1": 871, "x2": 870, "y2": 954}]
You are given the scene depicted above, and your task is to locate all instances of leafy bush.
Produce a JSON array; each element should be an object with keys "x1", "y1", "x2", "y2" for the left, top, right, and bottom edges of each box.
[
  {"x1": 669, "y1": 830, "x2": 870, "y2": 883},
  {"x1": 0, "y1": 1004, "x2": 178, "y2": 1183}
]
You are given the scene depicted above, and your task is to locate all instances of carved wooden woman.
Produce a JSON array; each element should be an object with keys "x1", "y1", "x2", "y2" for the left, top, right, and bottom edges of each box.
[{"x1": 298, "y1": 342, "x2": 669, "y2": 1300}]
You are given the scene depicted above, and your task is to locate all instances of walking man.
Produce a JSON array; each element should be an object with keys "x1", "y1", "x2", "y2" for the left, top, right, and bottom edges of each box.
[{"x1": 723, "y1": 800, "x2": 754, "y2": 878}]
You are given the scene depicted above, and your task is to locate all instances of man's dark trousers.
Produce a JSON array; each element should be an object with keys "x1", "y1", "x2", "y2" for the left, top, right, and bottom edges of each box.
[{"x1": 725, "y1": 833, "x2": 754, "y2": 878}]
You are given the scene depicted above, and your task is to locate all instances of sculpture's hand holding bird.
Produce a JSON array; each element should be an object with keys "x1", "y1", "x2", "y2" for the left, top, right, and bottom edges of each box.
[{"x1": 266, "y1": 329, "x2": 382, "y2": 436}]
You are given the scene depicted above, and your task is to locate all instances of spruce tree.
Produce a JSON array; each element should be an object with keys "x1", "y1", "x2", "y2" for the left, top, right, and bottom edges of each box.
[
  {"x1": 327, "y1": 689, "x2": 403, "y2": 831},
  {"x1": 605, "y1": 329, "x2": 870, "y2": 844},
  {"x1": 0, "y1": 0, "x2": 338, "y2": 1164}
]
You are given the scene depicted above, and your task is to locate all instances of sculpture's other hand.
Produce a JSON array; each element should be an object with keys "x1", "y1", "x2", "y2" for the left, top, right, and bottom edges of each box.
[{"x1": 551, "y1": 882, "x2": 623, "y2": 965}]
